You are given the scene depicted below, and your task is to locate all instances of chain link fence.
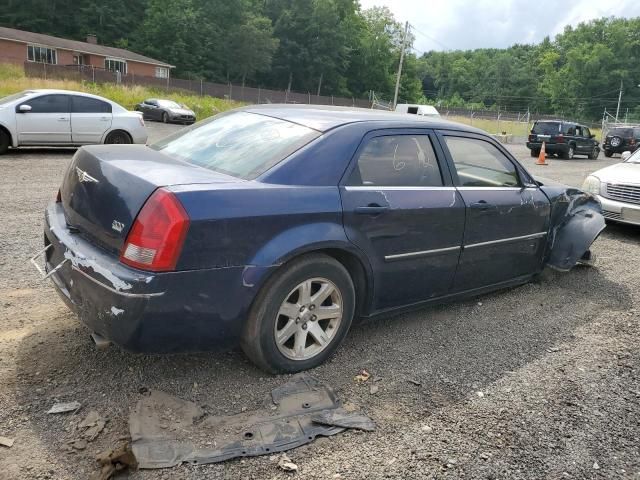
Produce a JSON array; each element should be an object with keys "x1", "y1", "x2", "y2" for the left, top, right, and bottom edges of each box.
[{"x1": 24, "y1": 62, "x2": 372, "y2": 108}]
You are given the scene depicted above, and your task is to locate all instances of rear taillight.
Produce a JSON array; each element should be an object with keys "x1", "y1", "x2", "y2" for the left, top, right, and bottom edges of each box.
[
  {"x1": 528, "y1": 134, "x2": 535, "y2": 141},
  {"x1": 630, "y1": 139, "x2": 636, "y2": 146},
  {"x1": 120, "y1": 188, "x2": 190, "y2": 272},
  {"x1": 55, "y1": 189, "x2": 61, "y2": 202},
  {"x1": 556, "y1": 134, "x2": 565, "y2": 143}
]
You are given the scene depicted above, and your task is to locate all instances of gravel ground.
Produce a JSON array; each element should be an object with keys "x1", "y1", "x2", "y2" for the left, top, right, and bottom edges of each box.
[{"x1": 0, "y1": 125, "x2": 639, "y2": 480}]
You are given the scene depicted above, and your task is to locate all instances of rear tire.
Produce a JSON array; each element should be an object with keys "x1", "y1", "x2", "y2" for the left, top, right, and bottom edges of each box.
[
  {"x1": 0, "y1": 129, "x2": 9, "y2": 155},
  {"x1": 241, "y1": 254, "x2": 355, "y2": 373},
  {"x1": 530, "y1": 149, "x2": 539, "y2": 157},
  {"x1": 162, "y1": 112, "x2": 169, "y2": 123},
  {"x1": 563, "y1": 145, "x2": 575, "y2": 159},
  {"x1": 104, "y1": 130, "x2": 132, "y2": 144},
  {"x1": 588, "y1": 146, "x2": 600, "y2": 160},
  {"x1": 604, "y1": 150, "x2": 613, "y2": 158}
]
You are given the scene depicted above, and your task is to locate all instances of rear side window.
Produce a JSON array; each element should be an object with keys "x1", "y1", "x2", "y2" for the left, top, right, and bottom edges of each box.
[
  {"x1": 151, "y1": 111, "x2": 320, "y2": 180},
  {"x1": 22, "y1": 94, "x2": 69, "y2": 113},
  {"x1": 445, "y1": 136, "x2": 520, "y2": 188},
  {"x1": 609, "y1": 128, "x2": 633, "y2": 137},
  {"x1": 532, "y1": 122, "x2": 560, "y2": 134},
  {"x1": 348, "y1": 135, "x2": 443, "y2": 187},
  {"x1": 72, "y1": 96, "x2": 112, "y2": 113}
]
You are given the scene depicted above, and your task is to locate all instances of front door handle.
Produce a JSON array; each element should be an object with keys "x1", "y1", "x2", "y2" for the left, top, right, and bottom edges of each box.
[
  {"x1": 355, "y1": 204, "x2": 389, "y2": 215},
  {"x1": 57, "y1": 117, "x2": 69, "y2": 122},
  {"x1": 470, "y1": 201, "x2": 496, "y2": 211}
]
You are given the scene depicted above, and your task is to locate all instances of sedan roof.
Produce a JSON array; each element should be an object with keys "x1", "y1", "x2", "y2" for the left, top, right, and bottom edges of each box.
[{"x1": 243, "y1": 104, "x2": 485, "y2": 134}]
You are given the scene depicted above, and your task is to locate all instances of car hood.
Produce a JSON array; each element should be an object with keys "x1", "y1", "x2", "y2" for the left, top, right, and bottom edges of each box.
[
  {"x1": 590, "y1": 162, "x2": 640, "y2": 185},
  {"x1": 169, "y1": 108, "x2": 194, "y2": 115}
]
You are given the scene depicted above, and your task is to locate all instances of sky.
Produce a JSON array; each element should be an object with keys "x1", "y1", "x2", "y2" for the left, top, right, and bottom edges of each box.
[{"x1": 359, "y1": 0, "x2": 640, "y2": 53}]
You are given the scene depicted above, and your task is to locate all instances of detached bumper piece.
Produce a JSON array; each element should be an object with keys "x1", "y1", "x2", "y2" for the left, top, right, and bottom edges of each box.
[{"x1": 130, "y1": 375, "x2": 375, "y2": 469}]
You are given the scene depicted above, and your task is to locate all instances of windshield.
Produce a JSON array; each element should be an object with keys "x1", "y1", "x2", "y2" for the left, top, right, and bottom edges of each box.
[
  {"x1": 0, "y1": 91, "x2": 30, "y2": 106},
  {"x1": 532, "y1": 122, "x2": 561, "y2": 135},
  {"x1": 626, "y1": 149, "x2": 640, "y2": 164},
  {"x1": 151, "y1": 111, "x2": 321, "y2": 179},
  {"x1": 157, "y1": 100, "x2": 182, "y2": 109}
]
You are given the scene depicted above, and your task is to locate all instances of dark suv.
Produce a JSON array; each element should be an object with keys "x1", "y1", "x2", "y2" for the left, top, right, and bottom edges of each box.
[
  {"x1": 603, "y1": 127, "x2": 640, "y2": 157},
  {"x1": 527, "y1": 120, "x2": 600, "y2": 159}
]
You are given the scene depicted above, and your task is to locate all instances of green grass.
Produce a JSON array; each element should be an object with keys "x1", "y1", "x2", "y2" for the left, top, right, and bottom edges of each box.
[{"x1": 0, "y1": 63, "x2": 244, "y2": 119}]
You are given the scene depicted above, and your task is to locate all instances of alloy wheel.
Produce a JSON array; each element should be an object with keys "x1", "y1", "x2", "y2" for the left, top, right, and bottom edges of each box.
[{"x1": 274, "y1": 277, "x2": 343, "y2": 361}]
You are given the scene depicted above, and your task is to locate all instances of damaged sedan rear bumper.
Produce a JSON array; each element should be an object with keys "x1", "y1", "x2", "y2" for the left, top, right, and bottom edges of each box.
[{"x1": 42, "y1": 202, "x2": 276, "y2": 353}]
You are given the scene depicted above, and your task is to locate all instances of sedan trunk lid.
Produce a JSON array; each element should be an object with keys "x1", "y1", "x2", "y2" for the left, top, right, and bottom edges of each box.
[{"x1": 61, "y1": 145, "x2": 237, "y2": 253}]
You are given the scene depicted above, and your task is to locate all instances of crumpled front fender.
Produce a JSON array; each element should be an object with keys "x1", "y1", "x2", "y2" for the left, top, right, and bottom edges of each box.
[{"x1": 539, "y1": 180, "x2": 606, "y2": 271}]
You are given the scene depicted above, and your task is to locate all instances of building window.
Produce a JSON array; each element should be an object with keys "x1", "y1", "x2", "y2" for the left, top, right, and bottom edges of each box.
[
  {"x1": 105, "y1": 58, "x2": 127, "y2": 74},
  {"x1": 27, "y1": 45, "x2": 57, "y2": 64},
  {"x1": 155, "y1": 67, "x2": 169, "y2": 79}
]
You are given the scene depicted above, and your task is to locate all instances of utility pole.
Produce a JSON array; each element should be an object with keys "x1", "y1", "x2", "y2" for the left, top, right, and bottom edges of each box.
[
  {"x1": 393, "y1": 21, "x2": 409, "y2": 109},
  {"x1": 615, "y1": 79, "x2": 623, "y2": 122}
]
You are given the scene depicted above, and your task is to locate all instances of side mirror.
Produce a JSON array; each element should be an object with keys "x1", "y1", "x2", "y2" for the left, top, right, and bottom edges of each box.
[
  {"x1": 621, "y1": 151, "x2": 632, "y2": 161},
  {"x1": 589, "y1": 134, "x2": 595, "y2": 139},
  {"x1": 18, "y1": 104, "x2": 32, "y2": 113}
]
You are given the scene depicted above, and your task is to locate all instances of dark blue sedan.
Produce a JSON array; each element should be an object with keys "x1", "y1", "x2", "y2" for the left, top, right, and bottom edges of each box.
[{"x1": 39, "y1": 105, "x2": 604, "y2": 372}]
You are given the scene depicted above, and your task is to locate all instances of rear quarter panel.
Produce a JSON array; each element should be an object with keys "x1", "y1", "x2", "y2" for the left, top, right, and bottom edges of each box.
[{"x1": 170, "y1": 183, "x2": 357, "y2": 270}]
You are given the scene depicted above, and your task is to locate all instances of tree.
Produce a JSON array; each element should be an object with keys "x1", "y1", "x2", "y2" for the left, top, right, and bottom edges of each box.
[{"x1": 227, "y1": 15, "x2": 279, "y2": 86}]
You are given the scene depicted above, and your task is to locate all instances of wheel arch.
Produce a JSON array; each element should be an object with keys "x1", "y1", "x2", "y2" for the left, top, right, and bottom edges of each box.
[
  {"x1": 249, "y1": 241, "x2": 375, "y2": 322},
  {"x1": 103, "y1": 129, "x2": 132, "y2": 144},
  {"x1": 0, "y1": 123, "x2": 15, "y2": 147}
]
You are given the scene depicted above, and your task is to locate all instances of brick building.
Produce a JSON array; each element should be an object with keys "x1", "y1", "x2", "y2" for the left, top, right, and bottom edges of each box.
[{"x1": 0, "y1": 26, "x2": 173, "y2": 78}]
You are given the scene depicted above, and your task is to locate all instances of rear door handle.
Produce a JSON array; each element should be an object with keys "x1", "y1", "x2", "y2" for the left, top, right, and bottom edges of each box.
[
  {"x1": 470, "y1": 201, "x2": 496, "y2": 211},
  {"x1": 355, "y1": 204, "x2": 389, "y2": 215},
  {"x1": 57, "y1": 117, "x2": 69, "y2": 122}
]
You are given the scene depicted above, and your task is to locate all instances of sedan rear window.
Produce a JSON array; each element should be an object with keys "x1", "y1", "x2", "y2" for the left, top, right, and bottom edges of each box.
[
  {"x1": 151, "y1": 111, "x2": 320, "y2": 180},
  {"x1": 532, "y1": 122, "x2": 561, "y2": 134}
]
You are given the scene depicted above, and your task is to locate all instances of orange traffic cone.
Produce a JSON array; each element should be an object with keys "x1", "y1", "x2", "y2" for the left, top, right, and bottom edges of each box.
[{"x1": 536, "y1": 141, "x2": 548, "y2": 165}]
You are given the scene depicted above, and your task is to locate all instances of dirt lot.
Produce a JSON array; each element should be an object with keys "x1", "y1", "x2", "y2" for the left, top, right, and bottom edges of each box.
[{"x1": 0, "y1": 124, "x2": 638, "y2": 480}]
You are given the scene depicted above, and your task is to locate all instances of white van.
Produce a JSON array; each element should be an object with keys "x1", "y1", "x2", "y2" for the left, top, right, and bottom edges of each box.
[{"x1": 395, "y1": 103, "x2": 440, "y2": 117}]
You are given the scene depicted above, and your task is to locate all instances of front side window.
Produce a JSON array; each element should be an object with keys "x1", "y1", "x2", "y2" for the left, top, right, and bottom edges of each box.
[
  {"x1": 105, "y1": 58, "x2": 127, "y2": 74},
  {"x1": 27, "y1": 45, "x2": 57, "y2": 64},
  {"x1": 583, "y1": 127, "x2": 591, "y2": 138},
  {"x1": 21, "y1": 94, "x2": 69, "y2": 113},
  {"x1": 348, "y1": 135, "x2": 443, "y2": 187},
  {"x1": 151, "y1": 111, "x2": 320, "y2": 180},
  {"x1": 445, "y1": 136, "x2": 520, "y2": 188},
  {"x1": 72, "y1": 96, "x2": 112, "y2": 113}
]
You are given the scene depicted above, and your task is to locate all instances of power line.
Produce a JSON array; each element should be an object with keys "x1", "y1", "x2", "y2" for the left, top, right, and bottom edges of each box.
[{"x1": 409, "y1": 24, "x2": 452, "y2": 51}]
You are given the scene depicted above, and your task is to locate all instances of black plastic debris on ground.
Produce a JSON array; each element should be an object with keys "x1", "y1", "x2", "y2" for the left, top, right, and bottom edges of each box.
[{"x1": 130, "y1": 374, "x2": 375, "y2": 469}]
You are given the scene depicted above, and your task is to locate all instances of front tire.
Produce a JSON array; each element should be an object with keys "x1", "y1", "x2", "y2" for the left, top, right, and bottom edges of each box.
[
  {"x1": 241, "y1": 254, "x2": 355, "y2": 373},
  {"x1": 588, "y1": 146, "x2": 599, "y2": 160}
]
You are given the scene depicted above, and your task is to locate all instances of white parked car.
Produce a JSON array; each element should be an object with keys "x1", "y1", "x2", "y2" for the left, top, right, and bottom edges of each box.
[
  {"x1": 583, "y1": 150, "x2": 640, "y2": 226},
  {"x1": 0, "y1": 89, "x2": 147, "y2": 154},
  {"x1": 395, "y1": 103, "x2": 440, "y2": 117}
]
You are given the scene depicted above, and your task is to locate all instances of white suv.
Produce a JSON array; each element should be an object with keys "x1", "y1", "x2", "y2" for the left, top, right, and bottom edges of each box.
[{"x1": 0, "y1": 89, "x2": 147, "y2": 154}]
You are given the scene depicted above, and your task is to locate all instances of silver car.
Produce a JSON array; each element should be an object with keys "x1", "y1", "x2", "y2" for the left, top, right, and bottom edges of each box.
[
  {"x1": 583, "y1": 150, "x2": 640, "y2": 226},
  {"x1": 0, "y1": 89, "x2": 148, "y2": 154}
]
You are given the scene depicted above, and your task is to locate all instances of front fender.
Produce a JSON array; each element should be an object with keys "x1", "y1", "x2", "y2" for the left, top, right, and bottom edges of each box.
[{"x1": 540, "y1": 182, "x2": 605, "y2": 271}]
